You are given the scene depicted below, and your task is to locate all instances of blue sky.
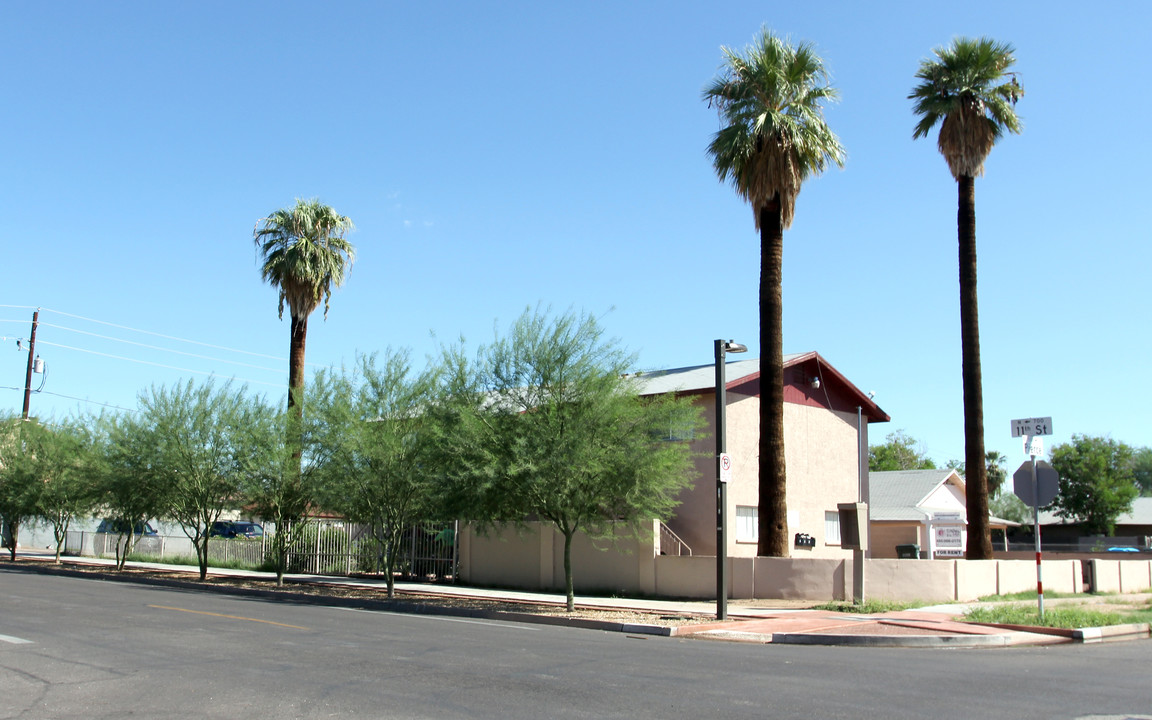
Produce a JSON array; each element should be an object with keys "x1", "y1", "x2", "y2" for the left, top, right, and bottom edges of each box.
[{"x1": 2, "y1": 1, "x2": 1149, "y2": 468}]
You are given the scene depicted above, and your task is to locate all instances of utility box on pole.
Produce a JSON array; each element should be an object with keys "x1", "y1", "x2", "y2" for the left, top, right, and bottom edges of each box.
[{"x1": 837, "y1": 502, "x2": 869, "y2": 551}]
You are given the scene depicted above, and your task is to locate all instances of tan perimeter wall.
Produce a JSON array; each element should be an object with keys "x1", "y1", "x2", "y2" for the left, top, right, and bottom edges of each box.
[
  {"x1": 458, "y1": 522, "x2": 1090, "y2": 602},
  {"x1": 1088, "y1": 559, "x2": 1152, "y2": 594}
]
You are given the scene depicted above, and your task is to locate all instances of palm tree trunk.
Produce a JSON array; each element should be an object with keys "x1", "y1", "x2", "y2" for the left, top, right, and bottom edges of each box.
[
  {"x1": 758, "y1": 196, "x2": 789, "y2": 558},
  {"x1": 288, "y1": 313, "x2": 308, "y2": 414},
  {"x1": 958, "y1": 175, "x2": 992, "y2": 560}
]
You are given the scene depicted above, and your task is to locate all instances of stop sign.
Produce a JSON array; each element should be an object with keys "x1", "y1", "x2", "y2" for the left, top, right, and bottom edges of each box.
[{"x1": 1013, "y1": 460, "x2": 1059, "y2": 508}]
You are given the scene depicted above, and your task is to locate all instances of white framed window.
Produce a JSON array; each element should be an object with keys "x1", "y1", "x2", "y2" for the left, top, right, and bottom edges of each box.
[
  {"x1": 736, "y1": 506, "x2": 758, "y2": 543},
  {"x1": 824, "y1": 511, "x2": 842, "y2": 546}
]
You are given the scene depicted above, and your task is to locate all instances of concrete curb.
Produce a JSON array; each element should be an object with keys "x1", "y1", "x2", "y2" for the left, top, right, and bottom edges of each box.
[
  {"x1": 1073, "y1": 623, "x2": 1151, "y2": 643},
  {"x1": 967, "y1": 620, "x2": 1152, "y2": 644},
  {"x1": 769, "y1": 631, "x2": 1018, "y2": 648}
]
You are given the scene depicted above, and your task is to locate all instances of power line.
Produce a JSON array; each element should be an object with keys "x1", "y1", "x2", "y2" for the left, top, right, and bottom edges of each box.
[
  {"x1": 37, "y1": 391, "x2": 138, "y2": 414},
  {"x1": 39, "y1": 306, "x2": 334, "y2": 368},
  {"x1": 3, "y1": 305, "x2": 335, "y2": 414},
  {"x1": 38, "y1": 322, "x2": 285, "y2": 374},
  {"x1": 36, "y1": 340, "x2": 286, "y2": 389}
]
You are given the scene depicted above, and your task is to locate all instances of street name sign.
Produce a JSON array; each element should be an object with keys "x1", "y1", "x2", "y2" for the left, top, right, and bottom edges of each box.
[{"x1": 1011, "y1": 417, "x2": 1053, "y2": 437}]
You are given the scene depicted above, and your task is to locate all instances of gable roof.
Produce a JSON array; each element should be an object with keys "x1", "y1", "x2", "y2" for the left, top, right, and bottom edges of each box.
[
  {"x1": 1037, "y1": 496, "x2": 1152, "y2": 527},
  {"x1": 628, "y1": 352, "x2": 889, "y2": 422},
  {"x1": 870, "y1": 469, "x2": 1019, "y2": 527},
  {"x1": 627, "y1": 357, "x2": 772, "y2": 396},
  {"x1": 869, "y1": 469, "x2": 964, "y2": 522}
]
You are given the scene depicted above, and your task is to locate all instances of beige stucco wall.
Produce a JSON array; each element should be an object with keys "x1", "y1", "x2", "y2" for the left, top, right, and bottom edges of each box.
[
  {"x1": 665, "y1": 391, "x2": 863, "y2": 560},
  {"x1": 664, "y1": 395, "x2": 725, "y2": 557},
  {"x1": 865, "y1": 559, "x2": 956, "y2": 602},
  {"x1": 459, "y1": 521, "x2": 659, "y2": 594},
  {"x1": 460, "y1": 522, "x2": 1095, "y2": 601},
  {"x1": 871, "y1": 523, "x2": 921, "y2": 558},
  {"x1": 652, "y1": 555, "x2": 716, "y2": 599},
  {"x1": 783, "y1": 405, "x2": 861, "y2": 558},
  {"x1": 1090, "y1": 559, "x2": 1152, "y2": 594},
  {"x1": 755, "y1": 556, "x2": 847, "y2": 600},
  {"x1": 995, "y1": 558, "x2": 1080, "y2": 595},
  {"x1": 1119, "y1": 559, "x2": 1152, "y2": 592}
]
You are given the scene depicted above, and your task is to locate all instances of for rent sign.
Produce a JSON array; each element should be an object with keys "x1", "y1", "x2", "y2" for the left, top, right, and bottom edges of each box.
[{"x1": 934, "y1": 526, "x2": 964, "y2": 558}]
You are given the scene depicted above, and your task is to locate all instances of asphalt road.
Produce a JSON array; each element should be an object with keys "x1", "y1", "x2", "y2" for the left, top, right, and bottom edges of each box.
[{"x1": 2, "y1": 568, "x2": 1150, "y2": 719}]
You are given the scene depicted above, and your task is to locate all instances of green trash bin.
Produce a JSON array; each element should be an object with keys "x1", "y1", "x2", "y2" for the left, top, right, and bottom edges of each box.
[{"x1": 896, "y1": 544, "x2": 920, "y2": 559}]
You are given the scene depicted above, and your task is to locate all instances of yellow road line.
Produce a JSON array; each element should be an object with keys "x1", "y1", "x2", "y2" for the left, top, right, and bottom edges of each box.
[{"x1": 148, "y1": 605, "x2": 309, "y2": 630}]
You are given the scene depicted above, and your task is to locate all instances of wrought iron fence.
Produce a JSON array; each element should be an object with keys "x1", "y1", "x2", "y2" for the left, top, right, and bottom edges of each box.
[
  {"x1": 64, "y1": 519, "x2": 459, "y2": 582},
  {"x1": 284, "y1": 521, "x2": 457, "y2": 579}
]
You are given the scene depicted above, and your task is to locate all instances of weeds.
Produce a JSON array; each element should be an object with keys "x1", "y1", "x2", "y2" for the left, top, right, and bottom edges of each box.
[
  {"x1": 812, "y1": 599, "x2": 916, "y2": 614},
  {"x1": 965, "y1": 605, "x2": 1126, "y2": 629}
]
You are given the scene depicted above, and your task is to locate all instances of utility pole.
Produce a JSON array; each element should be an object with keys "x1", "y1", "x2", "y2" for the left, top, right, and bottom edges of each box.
[{"x1": 21, "y1": 310, "x2": 39, "y2": 419}]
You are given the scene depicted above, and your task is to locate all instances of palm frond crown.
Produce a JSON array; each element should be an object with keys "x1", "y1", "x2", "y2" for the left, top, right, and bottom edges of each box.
[
  {"x1": 253, "y1": 198, "x2": 356, "y2": 321},
  {"x1": 703, "y1": 28, "x2": 845, "y2": 229},
  {"x1": 910, "y1": 36, "x2": 1024, "y2": 179}
]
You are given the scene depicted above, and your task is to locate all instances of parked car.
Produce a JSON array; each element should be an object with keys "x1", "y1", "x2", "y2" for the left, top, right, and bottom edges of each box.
[
  {"x1": 95, "y1": 519, "x2": 158, "y2": 536},
  {"x1": 209, "y1": 521, "x2": 264, "y2": 539}
]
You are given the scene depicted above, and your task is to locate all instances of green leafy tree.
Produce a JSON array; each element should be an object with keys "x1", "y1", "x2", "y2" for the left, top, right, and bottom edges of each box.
[
  {"x1": 1130, "y1": 447, "x2": 1152, "y2": 496},
  {"x1": 441, "y1": 308, "x2": 704, "y2": 611},
  {"x1": 141, "y1": 380, "x2": 267, "y2": 581},
  {"x1": 989, "y1": 490, "x2": 1030, "y2": 526},
  {"x1": 910, "y1": 37, "x2": 1023, "y2": 560},
  {"x1": 310, "y1": 351, "x2": 442, "y2": 598},
  {"x1": 1049, "y1": 435, "x2": 1138, "y2": 536},
  {"x1": 869, "y1": 430, "x2": 937, "y2": 472},
  {"x1": 240, "y1": 402, "x2": 323, "y2": 587},
  {"x1": 95, "y1": 411, "x2": 174, "y2": 570},
  {"x1": 0, "y1": 417, "x2": 46, "y2": 560},
  {"x1": 704, "y1": 28, "x2": 844, "y2": 557},
  {"x1": 253, "y1": 198, "x2": 355, "y2": 414},
  {"x1": 29, "y1": 419, "x2": 100, "y2": 563}
]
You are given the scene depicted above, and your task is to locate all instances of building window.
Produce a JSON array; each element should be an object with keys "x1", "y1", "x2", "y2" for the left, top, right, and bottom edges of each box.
[
  {"x1": 824, "y1": 511, "x2": 841, "y2": 546},
  {"x1": 736, "y1": 506, "x2": 758, "y2": 543}
]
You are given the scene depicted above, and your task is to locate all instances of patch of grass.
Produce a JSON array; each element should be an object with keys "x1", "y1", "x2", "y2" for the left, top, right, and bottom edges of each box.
[
  {"x1": 975, "y1": 589, "x2": 1085, "y2": 603},
  {"x1": 812, "y1": 599, "x2": 915, "y2": 614},
  {"x1": 124, "y1": 553, "x2": 263, "y2": 572},
  {"x1": 964, "y1": 604, "x2": 1134, "y2": 629}
]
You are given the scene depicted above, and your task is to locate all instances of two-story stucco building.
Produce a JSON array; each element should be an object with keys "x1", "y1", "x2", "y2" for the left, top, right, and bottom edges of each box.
[
  {"x1": 633, "y1": 352, "x2": 889, "y2": 560},
  {"x1": 457, "y1": 352, "x2": 897, "y2": 598}
]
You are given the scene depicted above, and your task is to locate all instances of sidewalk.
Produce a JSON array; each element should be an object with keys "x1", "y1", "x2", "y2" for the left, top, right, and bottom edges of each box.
[{"x1": 11, "y1": 552, "x2": 1145, "y2": 648}]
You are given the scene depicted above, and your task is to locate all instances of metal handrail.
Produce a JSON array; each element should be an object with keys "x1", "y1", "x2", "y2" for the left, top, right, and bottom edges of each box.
[{"x1": 659, "y1": 522, "x2": 692, "y2": 556}]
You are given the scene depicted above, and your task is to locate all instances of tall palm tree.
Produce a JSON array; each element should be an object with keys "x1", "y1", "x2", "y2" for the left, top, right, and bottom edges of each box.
[
  {"x1": 910, "y1": 37, "x2": 1022, "y2": 559},
  {"x1": 704, "y1": 29, "x2": 844, "y2": 557},
  {"x1": 254, "y1": 198, "x2": 356, "y2": 414}
]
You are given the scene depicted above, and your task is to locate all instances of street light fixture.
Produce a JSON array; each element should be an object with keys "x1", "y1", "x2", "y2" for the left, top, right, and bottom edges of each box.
[{"x1": 715, "y1": 338, "x2": 747, "y2": 620}]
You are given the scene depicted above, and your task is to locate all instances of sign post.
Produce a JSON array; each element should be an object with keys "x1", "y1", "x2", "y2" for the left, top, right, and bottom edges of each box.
[
  {"x1": 1011, "y1": 417, "x2": 1055, "y2": 619},
  {"x1": 714, "y1": 339, "x2": 747, "y2": 621}
]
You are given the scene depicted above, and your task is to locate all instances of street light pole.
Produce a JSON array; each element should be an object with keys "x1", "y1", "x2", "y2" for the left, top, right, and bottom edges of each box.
[{"x1": 715, "y1": 338, "x2": 747, "y2": 621}]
